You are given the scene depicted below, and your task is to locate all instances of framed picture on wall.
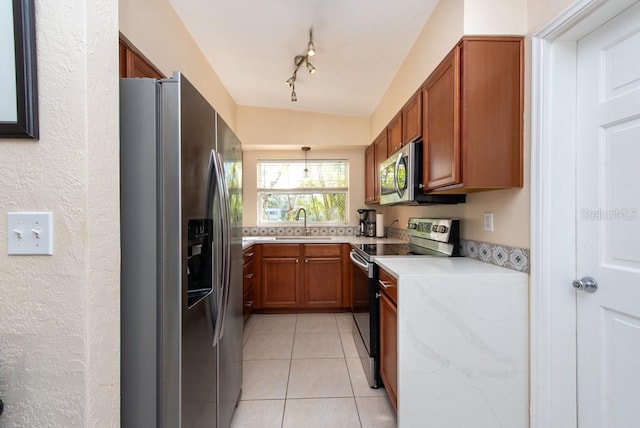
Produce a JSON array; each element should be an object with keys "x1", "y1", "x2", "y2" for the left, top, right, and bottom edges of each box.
[{"x1": 0, "y1": 0, "x2": 38, "y2": 139}]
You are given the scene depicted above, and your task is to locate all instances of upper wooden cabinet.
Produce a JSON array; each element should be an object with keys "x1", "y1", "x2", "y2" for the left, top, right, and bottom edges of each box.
[
  {"x1": 402, "y1": 90, "x2": 422, "y2": 146},
  {"x1": 423, "y1": 37, "x2": 523, "y2": 193},
  {"x1": 119, "y1": 39, "x2": 164, "y2": 79},
  {"x1": 364, "y1": 143, "x2": 376, "y2": 204},
  {"x1": 387, "y1": 112, "x2": 403, "y2": 155},
  {"x1": 423, "y1": 48, "x2": 460, "y2": 189},
  {"x1": 364, "y1": 130, "x2": 387, "y2": 204}
]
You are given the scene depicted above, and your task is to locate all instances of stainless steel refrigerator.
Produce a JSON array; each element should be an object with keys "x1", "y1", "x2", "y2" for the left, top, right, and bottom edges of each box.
[{"x1": 120, "y1": 72, "x2": 243, "y2": 428}]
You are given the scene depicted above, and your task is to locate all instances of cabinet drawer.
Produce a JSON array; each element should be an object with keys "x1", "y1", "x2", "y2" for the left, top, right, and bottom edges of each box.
[
  {"x1": 243, "y1": 246, "x2": 256, "y2": 262},
  {"x1": 243, "y1": 287, "x2": 254, "y2": 323},
  {"x1": 304, "y1": 243, "x2": 342, "y2": 257},
  {"x1": 378, "y1": 267, "x2": 397, "y2": 305},
  {"x1": 262, "y1": 244, "x2": 301, "y2": 257}
]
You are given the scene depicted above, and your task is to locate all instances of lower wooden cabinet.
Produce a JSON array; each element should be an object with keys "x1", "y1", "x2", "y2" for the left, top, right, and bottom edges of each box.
[
  {"x1": 303, "y1": 244, "x2": 343, "y2": 308},
  {"x1": 259, "y1": 243, "x2": 349, "y2": 310},
  {"x1": 261, "y1": 244, "x2": 301, "y2": 309},
  {"x1": 379, "y1": 268, "x2": 398, "y2": 411}
]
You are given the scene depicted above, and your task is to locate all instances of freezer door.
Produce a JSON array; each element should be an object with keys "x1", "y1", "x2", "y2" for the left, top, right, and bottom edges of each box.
[{"x1": 162, "y1": 73, "x2": 220, "y2": 428}]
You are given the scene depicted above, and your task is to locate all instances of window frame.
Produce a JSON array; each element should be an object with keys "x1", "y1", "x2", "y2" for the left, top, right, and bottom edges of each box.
[{"x1": 256, "y1": 158, "x2": 350, "y2": 227}]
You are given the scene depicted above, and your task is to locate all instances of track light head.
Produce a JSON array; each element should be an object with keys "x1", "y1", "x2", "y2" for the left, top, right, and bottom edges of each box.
[
  {"x1": 307, "y1": 29, "x2": 316, "y2": 56},
  {"x1": 306, "y1": 62, "x2": 316, "y2": 74}
]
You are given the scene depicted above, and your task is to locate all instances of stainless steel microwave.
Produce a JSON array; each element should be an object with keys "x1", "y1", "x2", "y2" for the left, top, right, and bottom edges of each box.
[{"x1": 379, "y1": 142, "x2": 466, "y2": 205}]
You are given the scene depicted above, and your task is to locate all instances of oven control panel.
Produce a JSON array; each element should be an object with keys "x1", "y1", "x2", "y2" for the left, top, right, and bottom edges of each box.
[{"x1": 406, "y1": 218, "x2": 457, "y2": 243}]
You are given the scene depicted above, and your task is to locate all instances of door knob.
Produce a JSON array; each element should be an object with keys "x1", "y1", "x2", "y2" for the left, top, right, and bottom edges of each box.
[{"x1": 572, "y1": 276, "x2": 598, "y2": 293}]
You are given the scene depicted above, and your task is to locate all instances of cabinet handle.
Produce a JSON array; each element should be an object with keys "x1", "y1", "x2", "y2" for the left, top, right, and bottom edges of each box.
[
  {"x1": 244, "y1": 273, "x2": 254, "y2": 279},
  {"x1": 244, "y1": 252, "x2": 254, "y2": 257},
  {"x1": 244, "y1": 300, "x2": 254, "y2": 308},
  {"x1": 379, "y1": 280, "x2": 394, "y2": 289},
  {"x1": 296, "y1": 259, "x2": 299, "y2": 264},
  {"x1": 305, "y1": 259, "x2": 308, "y2": 263}
]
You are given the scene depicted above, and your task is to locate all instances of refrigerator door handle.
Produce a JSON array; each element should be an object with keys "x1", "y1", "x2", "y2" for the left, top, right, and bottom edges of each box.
[
  {"x1": 215, "y1": 150, "x2": 232, "y2": 341},
  {"x1": 206, "y1": 149, "x2": 226, "y2": 347}
]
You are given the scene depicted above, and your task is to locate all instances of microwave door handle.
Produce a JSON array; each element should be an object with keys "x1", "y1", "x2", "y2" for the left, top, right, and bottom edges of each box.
[{"x1": 394, "y1": 152, "x2": 403, "y2": 197}]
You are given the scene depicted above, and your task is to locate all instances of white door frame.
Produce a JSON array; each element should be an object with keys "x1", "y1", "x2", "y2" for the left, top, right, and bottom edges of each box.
[{"x1": 530, "y1": 0, "x2": 638, "y2": 426}]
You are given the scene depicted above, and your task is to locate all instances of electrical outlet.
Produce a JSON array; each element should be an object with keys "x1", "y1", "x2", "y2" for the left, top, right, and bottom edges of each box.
[
  {"x1": 483, "y1": 212, "x2": 494, "y2": 232},
  {"x1": 7, "y1": 212, "x2": 53, "y2": 255}
]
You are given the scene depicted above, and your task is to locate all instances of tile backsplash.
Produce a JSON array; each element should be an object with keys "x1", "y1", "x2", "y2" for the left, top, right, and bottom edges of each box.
[
  {"x1": 242, "y1": 226, "x2": 357, "y2": 237},
  {"x1": 460, "y1": 239, "x2": 530, "y2": 274}
]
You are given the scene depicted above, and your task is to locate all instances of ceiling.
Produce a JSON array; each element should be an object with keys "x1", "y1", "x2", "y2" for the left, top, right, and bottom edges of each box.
[{"x1": 169, "y1": 0, "x2": 440, "y2": 118}]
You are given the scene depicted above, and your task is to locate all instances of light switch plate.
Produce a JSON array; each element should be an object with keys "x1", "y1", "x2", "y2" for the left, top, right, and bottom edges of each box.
[
  {"x1": 483, "y1": 212, "x2": 494, "y2": 232},
  {"x1": 7, "y1": 212, "x2": 53, "y2": 255}
]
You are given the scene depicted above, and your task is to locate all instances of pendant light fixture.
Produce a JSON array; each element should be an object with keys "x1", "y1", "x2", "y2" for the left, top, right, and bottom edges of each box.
[
  {"x1": 302, "y1": 146, "x2": 310, "y2": 177},
  {"x1": 286, "y1": 29, "x2": 317, "y2": 102}
]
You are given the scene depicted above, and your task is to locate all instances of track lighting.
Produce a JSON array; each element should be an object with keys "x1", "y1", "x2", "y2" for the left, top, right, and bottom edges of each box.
[{"x1": 286, "y1": 28, "x2": 317, "y2": 102}]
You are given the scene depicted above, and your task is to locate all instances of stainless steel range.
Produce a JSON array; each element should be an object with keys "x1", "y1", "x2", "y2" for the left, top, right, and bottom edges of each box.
[{"x1": 350, "y1": 218, "x2": 460, "y2": 388}]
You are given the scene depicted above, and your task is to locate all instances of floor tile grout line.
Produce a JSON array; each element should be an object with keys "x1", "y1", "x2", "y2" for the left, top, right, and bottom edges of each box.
[{"x1": 280, "y1": 314, "x2": 297, "y2": 428}]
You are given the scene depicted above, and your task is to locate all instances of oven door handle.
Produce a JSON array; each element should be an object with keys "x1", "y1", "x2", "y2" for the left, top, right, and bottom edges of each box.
[{"x1": 349, "y1": 250, "x2": 370, "y2": 271}]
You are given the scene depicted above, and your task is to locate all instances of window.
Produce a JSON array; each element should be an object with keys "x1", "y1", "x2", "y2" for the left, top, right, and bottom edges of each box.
[{"x1": 257, "y1": 159, "x2": 348, "y2": 225}]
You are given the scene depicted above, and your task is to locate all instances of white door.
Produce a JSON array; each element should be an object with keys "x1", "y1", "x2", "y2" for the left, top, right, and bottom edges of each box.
[{"x1": 576, "y1": 2, "x2": 640, "y2": 426}]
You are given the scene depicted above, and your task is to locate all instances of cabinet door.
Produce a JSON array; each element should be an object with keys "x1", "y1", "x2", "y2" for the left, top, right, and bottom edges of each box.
[
  {"x1": 423, "y1": 47, "x2": 460, "y2": 190},
  {"x1": 119, "y1": 40, "x2": 164, "y2": 79},
  {"x1": 380, "y1": 291, "x2": 398, "y2": 410},
  {"x1": 387, "y1": 113, "x2": 403, "y2": 155},
  {"x1": 261, "y1": 257, "x2": 300, "y2": 308},
  {"x1": 402, "y1": 90, "x2": 422, "y2": 145},
  {"x1": 303, "y1": 257, "x2": 343, "y2": 308},
  {"x1": 459, "y1": 38, "x2": 523, "y2": 188},
  {"x1": 373, "y1": 131, "x2": 387, "y2": 203},
  {"x1": 364, "y1": 143, "x2": 376, "y2": 203}
]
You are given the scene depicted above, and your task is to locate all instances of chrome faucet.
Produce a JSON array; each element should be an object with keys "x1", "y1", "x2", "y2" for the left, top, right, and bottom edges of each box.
[{"x1": 295, "y1": 208, "x2": 309, "y2": 236}]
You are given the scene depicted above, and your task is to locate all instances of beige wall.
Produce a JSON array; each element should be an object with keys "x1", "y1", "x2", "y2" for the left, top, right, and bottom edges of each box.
[
  {"x1": 119, "y1": 0, "x2": 237, "y2": 128},
  {"x1": 237, "y1": 106, "x2": 370, "y2": 227},
  {"x1": 0, "y1": 0, "x2": 120, "y2": 426},
  {"x1": 237, "y1": 106, "x2": 370, "y2": 151}
]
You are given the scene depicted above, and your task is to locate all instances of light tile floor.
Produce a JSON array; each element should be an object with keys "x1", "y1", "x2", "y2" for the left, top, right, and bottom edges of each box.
[{"x1": 230, "y1": 313, "x2": 396, "y2": 428}]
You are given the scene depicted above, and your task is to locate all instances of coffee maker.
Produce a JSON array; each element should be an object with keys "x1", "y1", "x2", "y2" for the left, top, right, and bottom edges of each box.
[{"x1": 357, "y1": 209, "x2": 376, "y2": 237}]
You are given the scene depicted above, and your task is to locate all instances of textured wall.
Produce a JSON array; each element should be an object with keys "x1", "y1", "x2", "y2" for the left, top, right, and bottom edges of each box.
[{"x1": 0, "y1": 0, "x2": 120, "y2": 426}]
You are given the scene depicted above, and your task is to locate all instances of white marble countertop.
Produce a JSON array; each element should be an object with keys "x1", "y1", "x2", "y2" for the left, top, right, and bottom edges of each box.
[
  {"x1": 242, "y1": 235, "x2": 406, "y2": 249},
  {"x1": 374, "y1": 256, "x2": 525, "y2": 277}
]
